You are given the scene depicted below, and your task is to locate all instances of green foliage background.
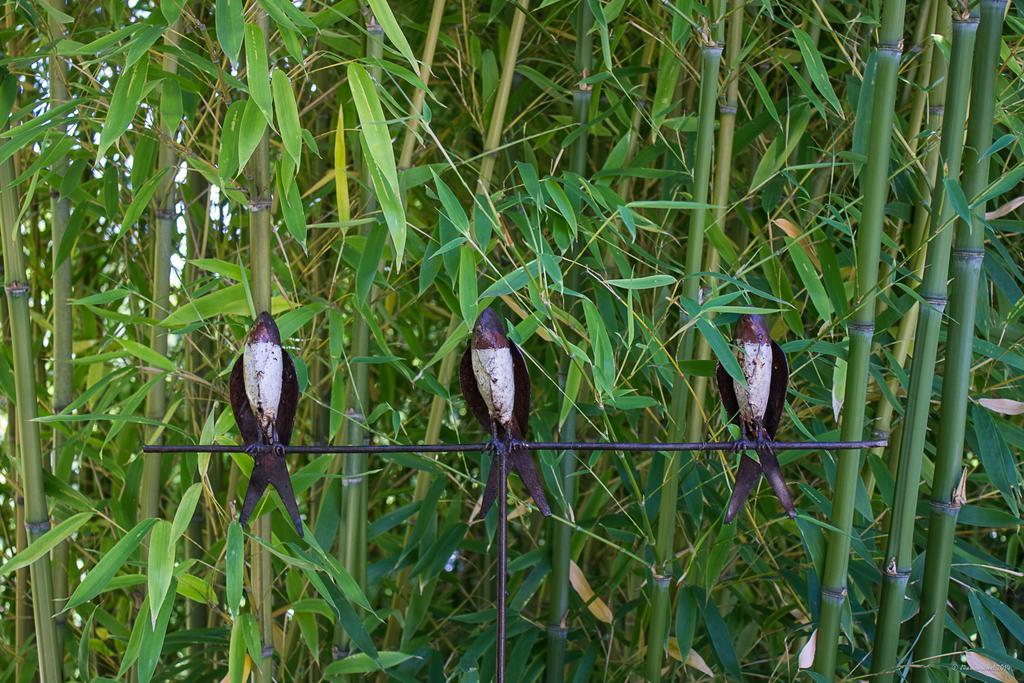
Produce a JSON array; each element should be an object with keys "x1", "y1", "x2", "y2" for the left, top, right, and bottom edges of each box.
[{"x1": 0, "y1": 0, "x2": 1022, "y2": 681}]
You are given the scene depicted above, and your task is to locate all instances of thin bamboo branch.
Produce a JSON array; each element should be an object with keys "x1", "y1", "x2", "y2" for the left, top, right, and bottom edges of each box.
[
  {"x1": 813, "y1": 0, "x2": 907, "y2": 674},
  {"x1": 477, "y1": 0, "x2": 529, "y2": 195},
  {"x1": 398, "y1": 0, "x2": 446, "y2": 169},
  {"x1": 870, "y1": 11, "x2": 977, "y2": 679},
  {"x1": 913, "y1": 2, "x2": 1006, "y2": 676}
]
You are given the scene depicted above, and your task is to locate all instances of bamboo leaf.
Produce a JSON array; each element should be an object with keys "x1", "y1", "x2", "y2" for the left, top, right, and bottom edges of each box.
[
  {"x1": 365, "y1": 0, "x2": 418, "y2": 72},
  {"x1": 117, "y1": 338, "x2": 176, "y2": 372},
  {"x1": 237, "y1": 98, "x2": 267, "y2": 172},
  {"x1": 568, "y1": 560, "x2": 613, "y2": 623},
  {"x1": 979, "y1": 398, "x2": 1024, "y2": 415},
  {"x1": 458, "y1": 245, "x2": 478, "y2": 326},
  {"x1": 161, "y1": 0, "x2": 186, "y2": 24},
  {"x1": 136, "y1": 578, "x2": 177, "y2": 683},
  {"x1": 272, "y1": 68, "x2": 302, "y2": 169},
  {"x1": 62, "y1": 517, "x2": 154, "y2": 613},
  {"x1": 216, "y1": 0, "x2": 244, "y2": 64},
  {"x1": 347, "y1": 62, "x2": 406, "y2": 266},
  {"x1": 228, "y1": 616, "x2": 247, "y2": 683},
  {"x1": 147, "y1": 520, "x2": 175, "y2": 627},
  {"x1": 793, "y1": 28, "x2": 843, "y2": 116},
  {"x1": 582, "y1": 299, "x2": 615, "y2": 397},
  {"x1": 965, "y1": 651, "x2": 1015, "y2": 683},
  {"x1": 98, "y1": 57, "x2": 149, "y2": 158},
  {"x1": 784, "y1": 236, "x2": 833, "y2": 322},
  {"x1": 325, "y1": 651, "x2": 415, "y2": 676},
  {"x1": 218, "y1": 100, "x2": 245, "y2": 180},
  {"x1": 0, "y1": 512, "x2": 92, "y2": 578},
  {"x1": 334, "y1": 105, "x2": 350, "y2": 224},
  {"x1": 605, "y1": 274, "x2": 675, "y2": 290},
  {"x1": 971, "y1": 405, "x2": 1021, "y2": 516},
  {"x1": 244, "y1": 23, "x2": 273, "y2": 126},
  {"x1": 226, "y1": 521, "x2": 243, "y2": 617},
  {"x1": 170, "y1": 482, "x2": 203, "y2": 544}
]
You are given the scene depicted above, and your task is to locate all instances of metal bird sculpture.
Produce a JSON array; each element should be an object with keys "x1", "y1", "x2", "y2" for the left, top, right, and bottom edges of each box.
[
  {"x1": 229, "y1": 311, "x2": 303, "y2": 536},
  {"x1": 459, "y1": 307, "x2": 550, "y2": 683},
  {"x1": 715, "y1": 314, "x2": 796, "y2": 523},
  {"x1": 459, "y1": 307, "x2": 551, "y2": 518}
]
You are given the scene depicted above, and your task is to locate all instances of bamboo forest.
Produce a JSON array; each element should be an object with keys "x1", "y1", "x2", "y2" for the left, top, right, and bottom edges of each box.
[{"x1": 0, "y1": 0, "x2": 1022, "y2": 681}]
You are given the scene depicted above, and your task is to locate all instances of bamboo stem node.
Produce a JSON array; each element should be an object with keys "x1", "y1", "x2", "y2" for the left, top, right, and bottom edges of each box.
[
  {"x1": 847, "y1": 321, "x2": 874, "y2": 334},
  {"x1": 928, "y1": 499, "x2": 961, "y2": 517},
  {"x1": 26, "y1": 519, "x2": 52, "y2": 535},
  {"x1": 4, "y1": 281, "x2": 28, "y2": 295},
  {"x1": 951, "y1": 247, "x2": 984, "y2": 263},
  {"x1": 821, "y1": 586, "x2": 847, "y2": 602}
]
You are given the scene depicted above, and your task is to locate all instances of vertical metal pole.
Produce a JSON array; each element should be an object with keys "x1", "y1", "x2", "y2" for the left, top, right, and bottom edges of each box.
[{"x1": 496, "y1": 450, "x2": 508, "y2": 683}]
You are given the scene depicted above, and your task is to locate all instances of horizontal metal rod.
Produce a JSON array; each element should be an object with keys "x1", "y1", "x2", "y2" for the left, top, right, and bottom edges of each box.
[{"x1": 143, "y1": 439, "x2": 887, "y2": 455}]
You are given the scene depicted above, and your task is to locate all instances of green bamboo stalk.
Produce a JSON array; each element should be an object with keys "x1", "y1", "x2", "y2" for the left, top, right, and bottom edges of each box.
[
  {"x1": 245, "y1": 9, "x2": 275, "y2": 681},
  {"x1": 812, "y1": 0, "x2": 907, "y2": 675},
  {"x1": 335, "y1": 11, "x2": 383, "y2": 661},
  {"x1": 644, "y1": 24, "x2": 722, "y2": 683},
  {"x1": 913, "y1": 2, "x2": 1006, "y2": 676},
  {"x1": 870, "y1": 11, "x2": 976, "y2": 678},
  {"x1": 863, "y1": 0, "x2": 942, "y2": 501},
  {"x1": 900, "y1": 0, "x2": 936, "y2": 107},
  {"x1": 545, "y1": 3, "x2": 593, "y2": 679},
  {"x1": 45, "y1": 0, "x2": 71, "y2": 655},
  {"x1": 685, "y1": 0, "x2": 742, "y2": 453},
  {"x1": 398, "y1": 0, "x2": 446, "y2": 170},
  {"x1": 139, "y1": 18, "x2": 183, "y2": 522},
  {"x1": 477, "y1": 0, "x2": 529, "y2": 195},
  {"x1": 1, "y1": 156, "x2": 62, "y2": 683}
]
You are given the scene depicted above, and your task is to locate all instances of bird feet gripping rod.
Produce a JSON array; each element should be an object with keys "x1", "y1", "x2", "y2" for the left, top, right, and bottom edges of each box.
[{"x1": 147, "y1": 309, "x2": 887, "y2": 683}]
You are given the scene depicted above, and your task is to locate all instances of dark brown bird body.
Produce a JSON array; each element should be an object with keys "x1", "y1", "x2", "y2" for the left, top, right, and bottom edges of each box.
[
  {"x1": 715, "y1": 314, "x2": 795, "y2": 523},
  {"x1": 229, "y1": 311, "x2": 303, "y2": 535},
  {"x1": 459, "y1": 308, "x2": 550, "y2": 517}
]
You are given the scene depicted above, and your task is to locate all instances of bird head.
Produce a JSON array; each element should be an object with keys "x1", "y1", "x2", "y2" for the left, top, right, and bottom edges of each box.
[
  {"x1": 472, "y1": 308, "x2": 510, "y2": 349},
  {"x1": 248, "y1": 311, "x2": 282, "y2": 345},
  {"x1": 734, "y1": 314, "x2": 770, "y2": 344}
]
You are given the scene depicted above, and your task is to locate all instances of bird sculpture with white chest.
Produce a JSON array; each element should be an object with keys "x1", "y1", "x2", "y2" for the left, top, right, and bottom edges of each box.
[
  {"x1": 736, "y1": 340, "x2": 773, "y2": 425},
  {"x1": 243, "y1": 335, "x2": 284, "y2": 445},
  {"x1": 471, "y1": 345, "x2": 516, "y2": 427}
]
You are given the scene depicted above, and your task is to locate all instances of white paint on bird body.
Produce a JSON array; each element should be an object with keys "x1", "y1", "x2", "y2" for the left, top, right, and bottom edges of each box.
[
  {"x1": 244, "y1": 340, "x2": 283, "y2": 439},
  {"x1": 735, "y1": 341, "x2": 772, "y2": 423},
  {"x1": 471, "y1": 346, "x2": 516, "y2": 425}
]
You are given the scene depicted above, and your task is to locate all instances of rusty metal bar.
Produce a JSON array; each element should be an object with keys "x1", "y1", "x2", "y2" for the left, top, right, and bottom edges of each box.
[
  {"x1": 142, "y1": 439, "x2": 887, "y2": 454},
  {"x1": 148, "y1": 435, "x2": 886, "y2": 681}
]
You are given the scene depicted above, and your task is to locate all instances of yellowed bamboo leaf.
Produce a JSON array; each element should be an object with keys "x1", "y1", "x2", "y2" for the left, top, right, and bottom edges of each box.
[
  {"x1": 219, "y1": 654, "x2": 251, "y2": 683},
  {"x1": 965, "y1": 651, "x2": 1014, "y2": 683},
  {"x1": 667, "y1": 637, "x2": 683, "y2": 662},
  {"x1": 568, "y1": 560, "x2": 613, "y2": 623},
  {"x1": 773, "y1": 217, "x2": 821, "y2": 268},
  {"x1": 686, "y1": 648, "x2": 714, "y2": 676},
  {"x1": 798, "y1": 629, "x2": 817, "y2": 669},
  {"x1": 979, "y1": 397, "x2": 1024, "y2": 415},
  {"x1": 985, "y1": 195, "x2": 1024, "y2": 220}
]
